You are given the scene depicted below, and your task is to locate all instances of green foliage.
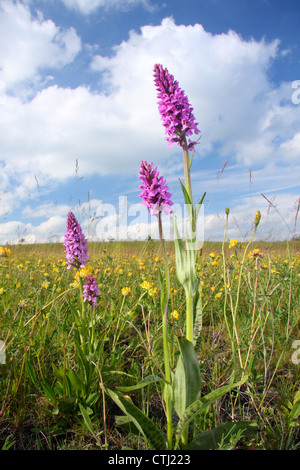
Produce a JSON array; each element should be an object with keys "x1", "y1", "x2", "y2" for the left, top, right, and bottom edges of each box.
[{"x1": 0, "y1": 241, "x2": 299, "y2": 449}]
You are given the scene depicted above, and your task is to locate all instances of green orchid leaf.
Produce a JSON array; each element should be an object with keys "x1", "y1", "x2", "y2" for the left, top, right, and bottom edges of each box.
[
  {"x1": 173, "y1": 337, "x2": 201, "y2": 420},
  {"x1": 195, "y1": 192, "x2": 206, "y2": 219},
  {"x1": 186, "y1": 421, "x2": 261, "y2": 450},
  {"x1": 107, "y1": 389, "x2": 167, "y2": 450},
  {"x1": 175, "y1": 374, "x2": 249, "y2": 449},
  {"x1": 115, "y1": 375, "x2": 163, "y2": 393}
]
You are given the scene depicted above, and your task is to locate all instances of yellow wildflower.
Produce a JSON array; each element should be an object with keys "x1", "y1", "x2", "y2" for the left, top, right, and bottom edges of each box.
[
  {"x1": 148, "y1": 287, "x2": 158, "y2": 297},
  {"x1": 171, "y1": 310, "x2": 179, "y2": 321},
  {"x1": 78, "y1": 265, "x2": 93, "y2": 278},
  {"x1": 229, "y1": 239, "x2": 238, "y2": 249},
  {"x1": 209, "y1": 252, "x2": 216, "y2": 258},
  {"x1": 140, "y1": 280, "x2": 153, "y2": 290},
  {"x1": 215, "y1": 292, "x2": 222, "y2": 299},
  {"x1": 248, "y1": 249, "x2": 264, "y2": 260},
  {"x1": 0, "y1": 247, "x2": 11, "y2": 257},
  {"x1": 122, "y1": 287, "x2": 132, "y2": 296}
]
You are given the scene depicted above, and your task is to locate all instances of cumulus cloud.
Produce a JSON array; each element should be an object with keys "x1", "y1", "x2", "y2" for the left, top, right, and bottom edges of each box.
[
  {"x1": 2, "y1": 17, "x2": 299, "y2": 177},
  {"x1": 0, "y1": 0, "x2": 81, "y2": 90},
  {"x1": 0, "y1": 13, "x2": 299, "y2": 243},
  {"x1": 2, "y1": 17, "x2": 298, "y2": 183},
  {"x1": 60, "y1": 0, "x2": 156, "y2": 15}
]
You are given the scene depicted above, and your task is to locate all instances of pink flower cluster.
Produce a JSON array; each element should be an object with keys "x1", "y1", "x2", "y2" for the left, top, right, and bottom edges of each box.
[
  {"x1": 83, "y1": 276, "x2": 100, "y2": 306},
  {"x1": 64, "y1": 211, "x2": 88, "y2": 269},
  {"x1": 64, "y1": 211, "x2": 99, "y2": 307},
  {"x1": 153, "y1": 63, "x2": 200, "y2": 150},
  {"x1": 138, "y1": 160, "x2": 173, "y2": 215}
]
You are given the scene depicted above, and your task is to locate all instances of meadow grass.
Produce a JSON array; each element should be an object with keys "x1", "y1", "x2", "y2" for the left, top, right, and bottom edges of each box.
[{"x1": 0, "y1": 238, "x2": 299, "y2": 450}]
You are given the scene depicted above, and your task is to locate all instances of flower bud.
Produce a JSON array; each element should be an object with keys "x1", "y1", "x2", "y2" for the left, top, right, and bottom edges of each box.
[{"x1": 254, "y1": 210, "x2": 261, "y2": 227}]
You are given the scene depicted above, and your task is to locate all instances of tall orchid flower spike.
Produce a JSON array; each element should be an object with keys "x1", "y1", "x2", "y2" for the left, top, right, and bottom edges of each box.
[
  {"x1": 153, "y1": 63, "x2": 201, "y2": 205},
  {"x1": 138, "y1": 160, "x2": 173, "y2": 215},
  {"x1": 153, "y1": 63, "x2": 201, "y2": 151},
  {"x1": 64, "y1": 211, "x2": 89, "y2": 270},
  {"x1": 83, "y1": 276, "x2": 100, "y2": 306}
]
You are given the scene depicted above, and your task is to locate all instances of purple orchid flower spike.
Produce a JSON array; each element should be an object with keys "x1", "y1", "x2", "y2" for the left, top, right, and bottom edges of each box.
[
  {"x1": 138, "y1": 160, "x2": 173, "y2": 215},
  {"x1": 153, "y1": 63, "x2": 201, "y2": 151},
  {"x1": 64, "y1": 211, "x2": 89, "y2": 270},
  {"x1": 83, "y1": 276, "x2": 100, "y2": 306}
]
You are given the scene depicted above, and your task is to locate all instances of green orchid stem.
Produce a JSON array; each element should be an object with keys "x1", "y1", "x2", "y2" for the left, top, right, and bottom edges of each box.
[
  {"x1": 181, "y1": 140, "x2": 196, "y2": 446},
  {"x1": 185, "y1": 294, "x2": 194, "y2": 345},
  {"x1": 182, "y1": 139, "x2": 195, "y2": 345},
  {"x1": 78, "y1": 276, "x2": 88, "y2": 355},
  {"x1": 182, "y1": 140, "x2": 193, "y2": 205},
  {"x1": 158, "y1": 211, "x2": 173, "y2": 449}
]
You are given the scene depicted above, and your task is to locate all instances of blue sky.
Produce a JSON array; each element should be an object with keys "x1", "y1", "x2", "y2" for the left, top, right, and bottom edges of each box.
[{"x1": 0, "y1": 0, "x2": 299, "y2": 244}]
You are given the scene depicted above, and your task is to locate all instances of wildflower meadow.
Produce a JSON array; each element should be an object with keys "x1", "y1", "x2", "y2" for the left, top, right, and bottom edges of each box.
[{"x1": 0, "y1": 65, "x2": 300, "y2": 452}]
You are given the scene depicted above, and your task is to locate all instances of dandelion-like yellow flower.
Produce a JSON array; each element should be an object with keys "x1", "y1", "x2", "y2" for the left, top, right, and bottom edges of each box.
[
  {"x1": 209, "y1": 252, "x2": 216, "y2": 258},
  {"x1": 74, "y1": 265, "x2": 94, "y2": 286},
  {"x1": 228, "y1": 239, "x2": 238, "y2": 249},
  {"x1": 215, "y1": 292, "x2": 222, "y2": 299},
  {"x1": 248, "y1": 248, "x2": 264, "y2": 260},
  {"x1": 140, "y1": 280, "x2": 153, "y2": 290},
  {"x1": 0, "y1": 247, "x2": 11, "y2": 257},
  {"x1": 148, "y1": 287, "x2": 158, "y2": 297},
  {"x1": 121, "y1": 287, "x2": 132, "y2": 296},
  {"x1": 171, "y1": 310, "x2": 179, "y2": 320},
  {"x1": 79, "y1": 265, "x2": 94, "y2": 277}
]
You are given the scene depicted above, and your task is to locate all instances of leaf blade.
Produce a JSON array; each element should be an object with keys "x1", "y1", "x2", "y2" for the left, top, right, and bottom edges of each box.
[
  {"x1": 107, "y1": 389, "x2": 167, "y2": 450},
  {"x1": 174, "y1": 374, "x2": 249, "y2": 448}
]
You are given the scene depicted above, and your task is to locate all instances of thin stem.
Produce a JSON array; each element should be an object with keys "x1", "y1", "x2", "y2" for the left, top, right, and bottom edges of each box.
[
  {"x1": 185, "y1": 295, "x2": 194, "y2": 344},
  {"x1": 158, "y1": 211, "x2": 173, "y2": 449},
  {"x1": 232, "y1": 226, "x2": 258, "y2": 373},
  {"x1": 181, "y1": 138, "x2": 196, "y2": 344},
  {"x1": 182, "y1": 139, "x2": 193, "y2": 205},
  {"x1": 221, "y1": 211, "x2": 235, "y2": 361}
]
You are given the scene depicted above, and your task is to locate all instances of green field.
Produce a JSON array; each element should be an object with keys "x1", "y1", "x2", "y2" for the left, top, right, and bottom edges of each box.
[{"x1": 0, "y1": 238, "x2": 299, "y2": 450}]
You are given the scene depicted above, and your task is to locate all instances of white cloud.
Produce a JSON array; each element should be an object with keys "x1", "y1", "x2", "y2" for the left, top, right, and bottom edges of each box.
[
  {"x1": 0, "y1": 215, "x2": 66, "y2": 245},
  {"x1": 0, "y1": 0, "x2": 81, "y2": 90},
  {"x1": 0, "y1": 15, "x2": 299, "y2": 243},
  {"x1": 202, "y1": 192, "x2": 300, "y2": 242},
  {"x1": 2, "y1": 17, "x2": 297, "y2": 183},
  {"x1": 2, "y1": 189, "x2": 297, "y2": 245},
  {"x1": 60, "y1": 0, "x2": 155, "y2": 15}
]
